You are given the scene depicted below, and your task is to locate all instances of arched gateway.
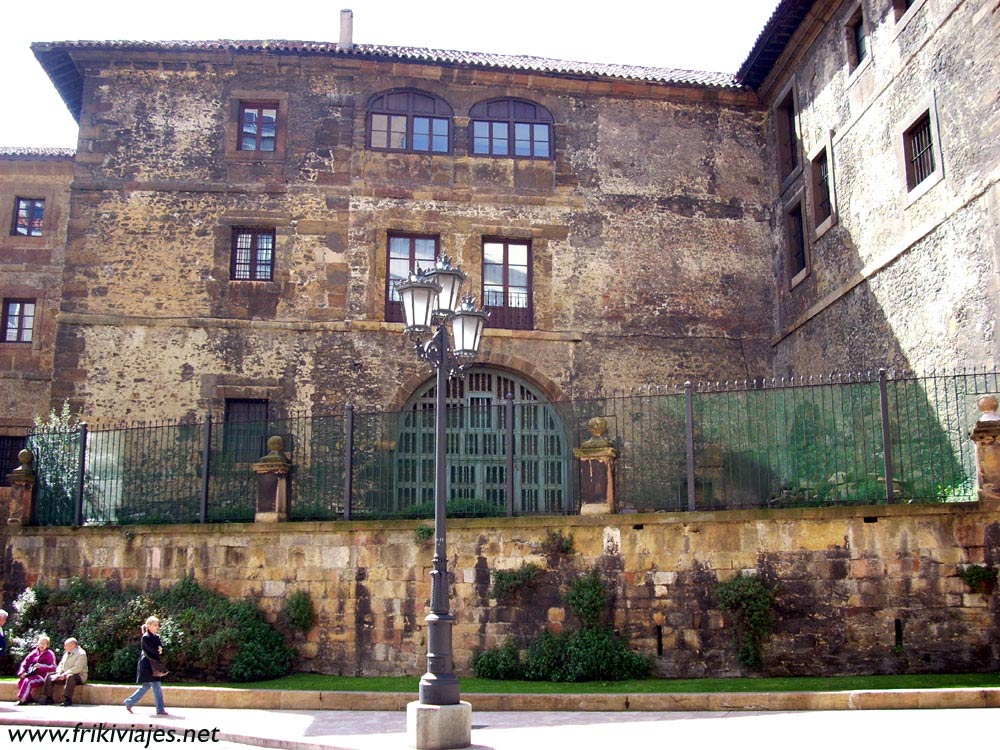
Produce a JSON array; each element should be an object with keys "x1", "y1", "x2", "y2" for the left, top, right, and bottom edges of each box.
[{"x1": 395, "y1": 367, "x2": 570, "y2": 514}]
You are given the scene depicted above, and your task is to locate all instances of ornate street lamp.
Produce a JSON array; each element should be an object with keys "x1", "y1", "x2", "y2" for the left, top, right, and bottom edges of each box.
[{"x1": 396, "y1": 256, "x2": 487, "y2": 745}]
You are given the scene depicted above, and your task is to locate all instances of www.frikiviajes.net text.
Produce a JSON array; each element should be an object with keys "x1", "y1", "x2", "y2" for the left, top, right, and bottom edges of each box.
[{"x1": 8, "y1": 723, "x2": 221, "y2": 746}]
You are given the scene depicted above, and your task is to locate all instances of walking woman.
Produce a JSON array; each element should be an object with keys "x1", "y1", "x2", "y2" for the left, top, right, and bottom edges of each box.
[
  {"x1": 15, "y1": 634, "x2": 57, "y2": 704},
  {"x1": 123, "y1": 616, "x2": 167, "y2": 715}
]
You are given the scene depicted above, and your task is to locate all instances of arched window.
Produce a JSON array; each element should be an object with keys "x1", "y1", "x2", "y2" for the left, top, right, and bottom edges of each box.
[
  {"x1": 469, "y1": 98, "x2": 554, "y2": 159},
  {"x1": 367, "y1": 89, "x2": 453, "y2": 154},
  {"x1": 394, "y1": 368, "x2": 569, "y2": 514}
]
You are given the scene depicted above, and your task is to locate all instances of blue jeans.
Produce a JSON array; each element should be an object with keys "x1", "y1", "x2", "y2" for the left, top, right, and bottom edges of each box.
[{"x1": 124, "y1": 681, "x2": 164, "y2": 713}]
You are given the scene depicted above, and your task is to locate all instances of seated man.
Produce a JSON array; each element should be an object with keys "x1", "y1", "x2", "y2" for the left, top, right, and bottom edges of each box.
[{"x1": 41, "y1": 637, "x2": 88, "y2": 706}]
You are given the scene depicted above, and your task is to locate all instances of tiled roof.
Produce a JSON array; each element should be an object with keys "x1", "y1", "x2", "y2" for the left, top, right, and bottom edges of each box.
[
  {"x1": 0, "y1": 146, "x2": 75, "y2": 160},
  {"x1": 736, "y1": 0, "x2": 816, "y2": 90},
  {"x1": 33, "y1": 39, "x2": 740, "y2": 123}
]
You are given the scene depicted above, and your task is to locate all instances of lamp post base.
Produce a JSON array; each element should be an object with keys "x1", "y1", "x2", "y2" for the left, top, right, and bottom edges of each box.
[{"x1": 406, "y1": 700, "x2": 472, "y2": 749}]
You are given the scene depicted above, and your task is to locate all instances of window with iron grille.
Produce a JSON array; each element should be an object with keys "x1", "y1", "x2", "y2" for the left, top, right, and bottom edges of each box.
[
  {"x1": 847, "y1": 8, "x2": 868, "y2": 70},
  {"x1": 12, "y1": 198, "x2": 44, "y2": 237},
  {"x1": 775, "y1": 89, "x2": 799, "y2": 181},
  {"x1": 223, "y1": 398, "x2": 269, "y2": 462},
  {"x1": 811, "y1": 148, "x2": 832, "y2": 225},
  {"x1": 482, "y1": 239, "x2": 533, "y2": 330},
  {"x1": 904, "y1": 112, "x2": 936, "y2": 190},
  {"x1": 367, "y1": 90, "x2": 452, "y2": 154},
  {"x1": 786, "y1": 202, "x2": 807, "y2": 281},
  {"x1": 238, "y1": 102, "x2": 278, "y2": 152},
  {"x1": 230, "y1": 228, "x2": 275, "y2": 281},
  {"x1": 2, "y1": 299, "x2": 36, "y2": 343},
  {"x1": 0, "y1": 435, "x2": 26, "y2": 486},
  {"x1": 386, "y1": 233, "x2": 439, "y2": 322},
  {"x1": 469, "y1": 99, "x2": 553, "y2": 159}
]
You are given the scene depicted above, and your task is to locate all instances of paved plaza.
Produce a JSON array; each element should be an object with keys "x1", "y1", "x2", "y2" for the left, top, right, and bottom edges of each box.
[{"x1": 3, "y1": 700, "x2": 999, "y2": 749}]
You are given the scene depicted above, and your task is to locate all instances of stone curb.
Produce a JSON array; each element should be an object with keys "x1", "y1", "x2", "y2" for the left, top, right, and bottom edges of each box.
[{"x1": 2, "y1": 682, "x2": 999, "y2": 712}]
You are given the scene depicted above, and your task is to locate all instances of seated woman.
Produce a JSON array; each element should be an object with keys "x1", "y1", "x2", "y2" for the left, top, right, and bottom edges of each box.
[{"x1": 16, "y1": 634, "x2": 57, "y2": 705}]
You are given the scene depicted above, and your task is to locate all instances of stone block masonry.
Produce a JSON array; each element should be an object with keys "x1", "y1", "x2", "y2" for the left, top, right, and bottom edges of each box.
[{"x1": 6, "y1": 498, "x2": 999, "y2": 678}]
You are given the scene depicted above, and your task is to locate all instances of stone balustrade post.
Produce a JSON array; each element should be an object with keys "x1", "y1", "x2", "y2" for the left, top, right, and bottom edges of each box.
[
  {"x1": 7, "y1": 448, "x2": 37, "y2": 526},
  {"x1": 252, "y1": 435, "x2": 292, "y2": 522},
  {"x1": 574, "y1": 417, "x2": 619, "y2": 515},
  {"x1": 971, "y1": 395, "x2": 1000, "y2": 502}
]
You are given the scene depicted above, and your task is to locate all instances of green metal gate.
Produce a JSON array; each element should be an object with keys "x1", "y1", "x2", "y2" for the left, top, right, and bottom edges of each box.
[{"x1": 396, "y1": 367, "x2": 570, "y2": 513}]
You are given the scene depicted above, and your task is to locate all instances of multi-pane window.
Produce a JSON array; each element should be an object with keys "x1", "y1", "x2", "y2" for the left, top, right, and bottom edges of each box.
[
  {"x1": 230, "y1": 228, "x2": 275, "y2": 281},
  {"x1": 786, "y1": 203, "x2": 808, "y2": 281},
  {"x1": 482, "y1": 239, "x2": 533, "y2": 330},
  {"x1": 775, "y1": 89, "x2": 799, "y2": 181},
  {"x1": 903, "y1": 112, "x2": 936, "y2": 190},
  {"x1": 238, "y1": 102, "x2": 277, "y2": 152},
  {"x1": 223, "y1": 398, "x2": 270, "y2": 462},
  {"x1": 2, "y1": 299, "x2": 36, "y2": 343},
  {"x1": 811, "y1": 148, "x2": 832, "y2": 225},
  {"x1": 469, "y1": 99, "x2": 553, "y2": 159},
  {"x1": 368, "y1": 90, "x2": 452, "y2": 154},
  {"x1": 847, "y1": 9, "x2": 868, "y2": 69},
  {"x1": 12, "y1": 198, "x2": 45, "y2": 237},
  {"x1": 386, "y1": 233, "x2": 438, "y2": 322}
]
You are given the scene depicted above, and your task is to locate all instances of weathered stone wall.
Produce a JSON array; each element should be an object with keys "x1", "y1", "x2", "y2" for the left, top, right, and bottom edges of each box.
[
  {"x1": 7, "y1": 499, "x2": 999, "y2": 678},
  {"x1": 0, "y1": 153, "x2": 73, "y2": 432},
  {"x1": 761, "y1": 0, "x2": 1000, "y2": 374},
  {"x1": 50, "y1": 50, "x2": 773, "y2": 421}
]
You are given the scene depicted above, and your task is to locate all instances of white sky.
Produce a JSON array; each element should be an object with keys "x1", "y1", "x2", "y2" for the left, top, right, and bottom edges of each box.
[{"x1": 0, "y1": 0, "x2": 780, "y2": 149}]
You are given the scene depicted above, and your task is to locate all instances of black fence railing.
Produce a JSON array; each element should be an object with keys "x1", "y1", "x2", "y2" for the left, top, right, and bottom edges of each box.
[{"x1": 24, "y1": 369, "x2": 992, "y2": 526}]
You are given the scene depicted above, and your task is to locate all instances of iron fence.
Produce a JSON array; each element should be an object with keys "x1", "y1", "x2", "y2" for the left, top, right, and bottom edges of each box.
[{"x1": 24, "y1": 369, "x2": 993, "y2": 526}]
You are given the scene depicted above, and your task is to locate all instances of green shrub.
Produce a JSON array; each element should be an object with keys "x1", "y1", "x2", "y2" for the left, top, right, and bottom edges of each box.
[
  {"x1": 566, "y1": 569, "x2": 605, "y2": 628},
  {"x1": 715, "y1": 572, "x2": 777, "y2": 670},
  {"x1": 522, "y1": 629, "x2": 567, "y2": 681},
  {"x1": 471, "y1": 640, "x2": 523, "y2": 680},
  {"x1": 9, "y1": 576, "x2": 294, "y2": 682},
  {"x1": 491, "y1": 563, "x2": 542, "y2": 603},
  {"x1": 543, "y1": 530, "x2": 574, "y2": 556},
  {"x1": 282, "y1": 591, "x2": 316, "y2": 634},
  {"x1": 415, "y1": 525, "x2": 434, "y2": 542},
  {"x1": 958, "y1": 564, "x2": 998, "y2": 590}
]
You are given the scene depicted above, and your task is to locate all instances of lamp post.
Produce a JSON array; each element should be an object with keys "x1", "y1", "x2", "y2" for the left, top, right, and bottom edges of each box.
[{"x1": 397, "y1": 256, "x2": 487, "y2": 720}]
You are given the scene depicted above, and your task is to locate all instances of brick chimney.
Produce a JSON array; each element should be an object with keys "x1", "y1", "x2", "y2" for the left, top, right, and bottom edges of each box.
[{"x1": 340, "y1": 9, "x2": 354, "y2": 51}]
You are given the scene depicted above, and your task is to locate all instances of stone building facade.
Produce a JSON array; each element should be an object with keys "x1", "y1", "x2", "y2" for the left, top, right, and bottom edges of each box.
[
  {"x1": 742, "y1": 0, "x2": 1000, "y2": 373},
  {"x1": 27, "y1": 35, "x2": 774, "y2": 427},
  {"x1": 0, "y1": 148, "x2": 74, "y2": 468},
  {"x1": 0, "y1": 0, "x2": 993, "y2": 430}
]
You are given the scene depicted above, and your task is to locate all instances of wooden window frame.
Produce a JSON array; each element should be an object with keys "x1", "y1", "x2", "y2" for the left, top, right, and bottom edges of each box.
[
  {"x1": 482, "y1": 237, "x2": 534, "y2": 331},
  {"x1": 237, "y1": 102, "x2": 279, "y2": 153},
  {"x1": 230, "y1": 227, "x2": 276, "y2": 281},
  {"x1": 784, "y1": 192, "x2": 809, "y2": 289},
  {"x1": 2, "y1": 298, "x2": 36, "y2": 343},
  {"x1": 844, "y1": 3, "x2": 870, "y2": 73},
  {"x1": 367, "y1": 90, "x2": 453, "y2": 155},
  {"x1": 807, "y1": 134, "x2": 837, "y2": 239},
  {"x1": 469, "y1": 98, "x2": 554, "y2": 160},
  {"x1": 225, "y1": 92, "x2": 288, "y2": 162},
  {"x1": 773, "y1": 81, "x2": 802, "y2": 191},
  {"x1": 11, "y1": 197, "x2": 45, "y2": 237},
  {"x1": 385, "y1": 232, "x2": 440, "y2": 322}
]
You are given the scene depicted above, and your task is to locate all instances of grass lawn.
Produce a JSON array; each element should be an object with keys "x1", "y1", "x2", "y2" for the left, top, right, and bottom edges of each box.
[
  {"x1": 214, "y1": 672, "x2": 1000, "y2": 693},
  {"x1": 4, "y1": 673, "x2": 998, "y2": 693}
]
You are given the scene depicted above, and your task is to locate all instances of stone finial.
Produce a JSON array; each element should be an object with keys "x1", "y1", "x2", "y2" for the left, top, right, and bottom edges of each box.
[
  {"x1": 12, "y1": 448, "x2": 35, "y2": 478},
  {"x1": 581, "y1": 416, "x2": 612, "y2": 449},
  {"x1": 257, "y1": 435, "x2": 290, "y2": 466},
  {"x1": 977, "y1": 395, "x2": 1000, "y2": 422}
]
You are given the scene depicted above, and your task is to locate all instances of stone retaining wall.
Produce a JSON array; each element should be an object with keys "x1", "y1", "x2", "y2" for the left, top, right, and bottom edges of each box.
[{"x1": 5, "y1": 498, "x2": 1000, "y2": 678}]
